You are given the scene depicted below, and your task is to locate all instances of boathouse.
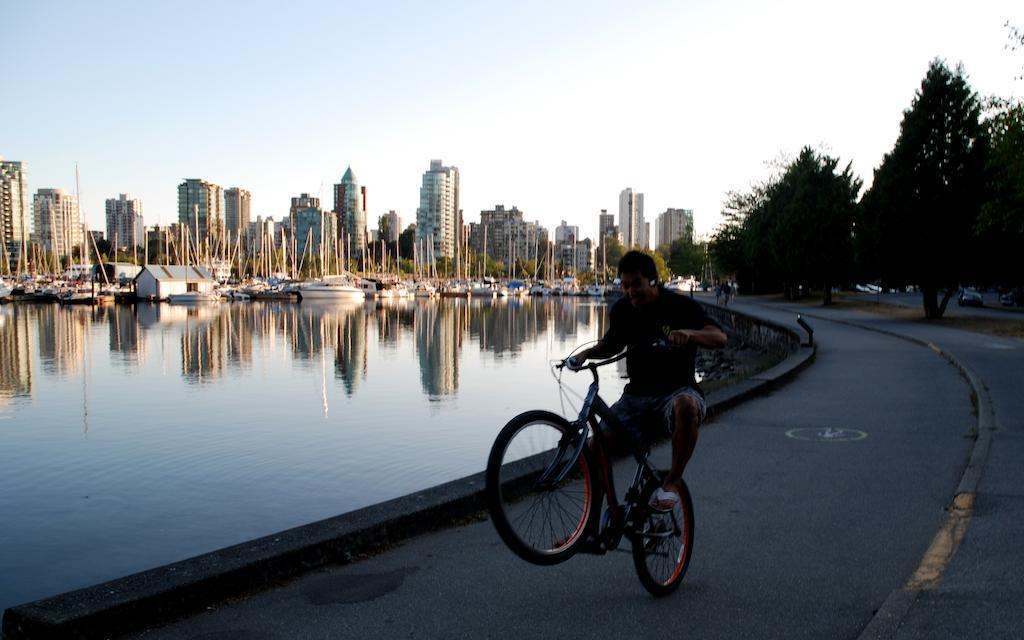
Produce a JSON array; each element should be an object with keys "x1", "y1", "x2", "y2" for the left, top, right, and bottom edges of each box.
[
  {"x1": 94, "y1": 262, "x2": 143, "y2": 283},
  {"x1": 134, "y1": 265, "x2": 215, "y2": 300}
]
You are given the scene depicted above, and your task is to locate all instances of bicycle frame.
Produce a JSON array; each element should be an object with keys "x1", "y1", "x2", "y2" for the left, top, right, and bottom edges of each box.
[{"x1": 535, "y1": 360, "x2": 662, "y2": 546}]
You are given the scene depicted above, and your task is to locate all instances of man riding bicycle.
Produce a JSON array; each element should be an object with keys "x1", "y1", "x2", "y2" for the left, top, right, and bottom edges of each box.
[{"x1": 570, "y1": 251, "x2": 727, "y2": 511}]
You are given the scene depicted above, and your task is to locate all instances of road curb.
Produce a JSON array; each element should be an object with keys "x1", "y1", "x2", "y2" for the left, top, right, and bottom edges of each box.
[
  {"x1": 759, "y1": 306, "x2": 996, "y2": 640},
  {"x1": 1, "y1": 309, "x2": 815, "y2": 640}
]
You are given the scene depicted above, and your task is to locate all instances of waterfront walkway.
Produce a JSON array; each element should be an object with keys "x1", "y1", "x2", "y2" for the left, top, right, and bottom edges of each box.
[{"x1": 119, "y1": 299, "x2": 1020, "y2": 639}]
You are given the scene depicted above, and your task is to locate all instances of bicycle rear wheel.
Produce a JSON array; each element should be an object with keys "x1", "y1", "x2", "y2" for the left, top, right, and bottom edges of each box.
[
  {"x1": 486, "y1": 410, "x2": 601, "y2": 565},
  {"x1": 631, "y1": 479, "x2": 694, "y2": 596}
]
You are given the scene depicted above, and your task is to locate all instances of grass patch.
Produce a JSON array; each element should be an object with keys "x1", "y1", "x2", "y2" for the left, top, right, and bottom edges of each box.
[{"x1": 749, "y1": 292, "x2": 1024, "y2": 339}]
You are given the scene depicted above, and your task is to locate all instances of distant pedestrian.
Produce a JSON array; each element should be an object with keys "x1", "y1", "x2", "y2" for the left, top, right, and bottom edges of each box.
[
  {"x1": 729, "y1": 279, "x2": 737, "y2": 304},
  {"x1": 721, "y1": 281, "x2": 731, "y2": 307},
  {"x1": 715, "y1": 282, "x2": 722, "y2": 305}
]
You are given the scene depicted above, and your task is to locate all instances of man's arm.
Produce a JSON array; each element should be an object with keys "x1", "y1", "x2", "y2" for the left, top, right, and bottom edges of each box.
[
  {"x1": 668, "y1": 324, "x2": 727, "y2": 349},
  {"x1": 573, "y1": 339, "x2": 623, "y2": 364}
]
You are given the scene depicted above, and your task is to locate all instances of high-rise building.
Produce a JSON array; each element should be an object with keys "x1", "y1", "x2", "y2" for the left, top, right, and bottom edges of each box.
[
  {"x1": 555, "y1": 220, "x2": 579, "y2": 244},
  {"x1": 292, "y1": 200, "x2": 337, "y2": 260},
  {"x1": 0, "y1": 158, "x2": 30, "y2": 270},
  {"x1": 224, "y1": 188, "x2": 251, "y2": 245},
  {"x1": 655, "y1": 208, "x2": 694, "y2": 248},
  {"x1": 177, "y1": 179, "x2": 223, "y2": 245},
  {"x1": 598, "y1": 209, "x2": 616, "y2": 244},
  {"x1": 559, "y1": 237, "x2": 594, "y2": 273},
  {"x1": 416, "y1": 159, "x2": 460, "y2": 261},
  {"x1": 33, "y1": 188, "x2": 82, "y2": 259},
  {"x1": 333, "y1": 167, "x2": 366, "y2": 257},
  {"x1": 290, "y1": 193, "x2": 320, "y2": 228},
  {"x1": 469, "y1": 205, "x2": 547, "y2": 268},
  {"x1": 105, "y1": 193, "x2": 144, "y2": 250},
  {"x1": 618, "y1": 188, "x2": 645, "y2": 248},
  {"x1": 381, "y1": 210, "x2": 401, "y2": 244}
]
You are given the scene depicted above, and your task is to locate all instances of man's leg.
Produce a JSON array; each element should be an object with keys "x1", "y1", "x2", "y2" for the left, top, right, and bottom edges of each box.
[{"x1": 663, "y1": 394, "x2": 700, "y2": 497}]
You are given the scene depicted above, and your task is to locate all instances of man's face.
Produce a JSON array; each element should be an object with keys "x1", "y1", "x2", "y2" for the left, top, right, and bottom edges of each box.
[{"x1": 619, "y1": 270, "x2": 657, "y2": 307}]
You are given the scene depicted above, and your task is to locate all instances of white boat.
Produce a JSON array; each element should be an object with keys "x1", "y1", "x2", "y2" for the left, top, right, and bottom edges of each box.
[
  {"x1": 167, "y1": 291, "x2": 221, "y2": 304},
  {"x1": 585, "y1": 284, "x2": 605, "y2": 297},
  {"x1": 300, "y1": 277, "x2": 365, "y2": 301},
  {"x1": 0, "y1": 280, "x2": 12, "y2": 301},
  {"x1": 440, "y1": 281, "x2": 469, "y2": 297},
  {"x1": 529, "y1": 283, "x2": 551, "y2": 296},
  {"x1": 469, "y1": 282, "x2": 496, "y2": 298},
  {"x1": 412, "y1": 281, "x2": 436, "y2": 297}
]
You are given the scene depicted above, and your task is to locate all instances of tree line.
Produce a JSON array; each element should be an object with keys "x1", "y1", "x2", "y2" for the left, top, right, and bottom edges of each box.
[{"x1": 710, "y1": 51, "x2": 1024, "y2": 318}]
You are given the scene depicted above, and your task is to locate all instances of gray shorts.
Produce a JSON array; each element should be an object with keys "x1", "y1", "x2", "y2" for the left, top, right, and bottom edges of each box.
[{"x1": 607, "y1": 387, "x2": 707, "y2": 442}]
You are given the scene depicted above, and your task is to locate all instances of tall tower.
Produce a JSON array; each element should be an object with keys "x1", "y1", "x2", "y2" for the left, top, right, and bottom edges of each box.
[
  {"x1": 416, "y1": 159, "x2": 460, "y2": 261},
  {"x1": 0, "y1": 158, "x2": 30, "y2": 270},
  {"x1": 333, "y1": 167, "x2": 367, "y2": 257},
  {"x1": 105, "y1": 194, "x2": 144, "y2": 250},
  {"x1": 223, "y1": 188, "x2": 251, "y2": 245},
  {"x1": 618, "y1": 188, "x2": 645, "y2": 248},
  {"x1": 33, "y1": 188, "x2": 82, "y2": 260},
  {"x1": 177, "y1": 179, "x2": 223, "y2": 246}
]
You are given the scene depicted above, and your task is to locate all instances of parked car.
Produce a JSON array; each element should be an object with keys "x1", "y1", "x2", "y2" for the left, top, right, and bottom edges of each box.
[
  {"x1": 958, "y1": 288, "x2": 984, "y2": 307},
  {"x1": 999, "y1": 288, "x2": 1024, "y2": 307},
  {"x1": 855, "y1": 283, "x2": 882, "y2": 293}
]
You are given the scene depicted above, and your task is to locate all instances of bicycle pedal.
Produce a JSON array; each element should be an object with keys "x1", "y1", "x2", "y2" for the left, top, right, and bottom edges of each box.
[{"x1": 577, "y1": 537, "x2": 607, "y2": 555}]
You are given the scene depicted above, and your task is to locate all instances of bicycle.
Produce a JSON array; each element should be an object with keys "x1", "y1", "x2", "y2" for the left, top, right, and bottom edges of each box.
[{"x1": 484, "y1": 341, "x2": 695, "y2": 597}]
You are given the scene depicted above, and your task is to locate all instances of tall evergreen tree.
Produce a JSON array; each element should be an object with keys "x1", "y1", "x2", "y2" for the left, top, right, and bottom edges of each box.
[{"x1": 858, "y1": 60, "x2": 989, "y2": 318}]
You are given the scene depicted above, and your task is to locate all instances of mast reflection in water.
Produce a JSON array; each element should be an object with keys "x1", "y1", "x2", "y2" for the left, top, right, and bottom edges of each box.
[{"x1": 0, "y1": 297, "x2": 622, "y2": 612}]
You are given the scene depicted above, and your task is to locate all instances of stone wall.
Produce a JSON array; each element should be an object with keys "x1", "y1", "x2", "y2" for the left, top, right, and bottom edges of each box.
[{"x1": 697, "y1": 301, "x2": 800, "y2": 358}]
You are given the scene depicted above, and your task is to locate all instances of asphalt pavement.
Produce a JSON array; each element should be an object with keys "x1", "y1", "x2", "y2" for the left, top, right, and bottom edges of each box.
[
  {"x1": 740, "y1": 297, "x2": 1023, "y2": 639},
  {"x1": 122, "y1": 298, "x2": 1011, "y2": 640}
]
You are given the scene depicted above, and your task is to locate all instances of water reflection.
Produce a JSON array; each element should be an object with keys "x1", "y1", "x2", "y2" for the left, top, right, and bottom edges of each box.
[
  {"x1": 0, "y1": 306, "x2": 33, "y2": 405},
  {"x1": 0, "y1": 297, "x2": 612, "y2": 404},
  {"x1": 0, "y1": 296, "x2": 620, "y2": 612}
]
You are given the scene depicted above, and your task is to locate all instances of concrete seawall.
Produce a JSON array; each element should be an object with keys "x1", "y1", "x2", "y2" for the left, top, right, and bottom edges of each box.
[{"x1": 2, "y1": 304, "x2": 813, "y2": 640}]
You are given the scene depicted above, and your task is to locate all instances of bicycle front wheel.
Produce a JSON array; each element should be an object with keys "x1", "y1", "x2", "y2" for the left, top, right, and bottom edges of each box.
[
  {"x1": 486, "y1": 410, "x2": 601, "y2": 565},
  {"x1": 631, "y1": 479, "x2": 694, "y2": 596}
]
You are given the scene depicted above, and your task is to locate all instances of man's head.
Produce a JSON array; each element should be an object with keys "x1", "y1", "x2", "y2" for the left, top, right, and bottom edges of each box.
[{"x1": 618, "y1": 250, "x2": 659, "y2": 307}]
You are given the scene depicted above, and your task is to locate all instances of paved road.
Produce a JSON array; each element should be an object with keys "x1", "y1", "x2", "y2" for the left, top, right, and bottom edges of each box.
[
  {"x1": 129, "y1": 302, "x2": 993, "y2": 639},
  {"x1": 741, "y1": 298, "x2": 1023, "y2": 639}
]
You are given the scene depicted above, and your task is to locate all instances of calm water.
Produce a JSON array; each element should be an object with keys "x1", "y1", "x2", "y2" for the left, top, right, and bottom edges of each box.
[{"x1": 0, "y1": 297, "x2": 634, "y2": 610}]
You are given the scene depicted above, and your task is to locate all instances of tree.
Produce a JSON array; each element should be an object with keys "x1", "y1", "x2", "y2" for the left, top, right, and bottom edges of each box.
[
  {"x1": 378, "y1": 215, "x2": 392, "y2": 247},
  {"x1": 93, "y1": 238, "x2": 112, "y2": 262},
  {"x1": 858, "y1": 60, "x2": 989, "y2": 318},
  {"x1": 976, "y1": 99, "x2": 1024, "y2": 286},
  {"x1": 710, "y1": 187, "x2": 772, "y2": 292},
  {"x1": 666, "y1": 238, "x2": 705, "y2": 278},
  {"x1": 398, "y1": 225, "x2": 416, "y2": 261},
  {"x1": 602, "y1": 236, "x2": 625, "y2": 280},
  {"x1": 763, "y1": 147, "x2": 861, "y2": 304}
]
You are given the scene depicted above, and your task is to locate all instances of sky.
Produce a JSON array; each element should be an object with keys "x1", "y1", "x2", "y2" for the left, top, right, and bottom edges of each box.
[{"x1": 2, "y1": 0, "x2": 1021, "y2": 244}]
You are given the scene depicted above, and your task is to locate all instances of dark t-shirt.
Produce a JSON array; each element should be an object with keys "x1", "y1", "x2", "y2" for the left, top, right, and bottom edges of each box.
[{"x1": 601, "y1": 286, "x2": 722, "y2": 396}]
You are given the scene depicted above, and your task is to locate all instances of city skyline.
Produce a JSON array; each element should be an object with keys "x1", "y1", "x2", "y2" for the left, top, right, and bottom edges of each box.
[{"x1": 2, "y1": 1, "x2": 1020, "y2": 243}]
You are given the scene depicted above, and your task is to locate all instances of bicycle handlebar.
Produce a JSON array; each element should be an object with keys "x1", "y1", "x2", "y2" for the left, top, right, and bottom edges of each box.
[{"x1": 556, "y1": 339, "x2": 671, "y2": 373}]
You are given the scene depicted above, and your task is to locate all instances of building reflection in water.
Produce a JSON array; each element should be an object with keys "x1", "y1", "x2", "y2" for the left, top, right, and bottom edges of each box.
[
  {"x1": 106, "y1": 305, "x2": 144, "y2": 367},
  {"x1": 0, "y1": 297, "x2": 610, "y2": 403},
  {"x1": 0, "y1": 306, "x2": 33, "y2": 406},
  {"x1": 35, "y1": 304, "x2": 90, "y2": 377}
]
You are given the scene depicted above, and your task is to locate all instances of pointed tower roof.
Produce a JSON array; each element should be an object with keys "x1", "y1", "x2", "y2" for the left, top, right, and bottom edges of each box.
[{"x1": 341, "y1": 166, "x2": 357, "y2": 184}]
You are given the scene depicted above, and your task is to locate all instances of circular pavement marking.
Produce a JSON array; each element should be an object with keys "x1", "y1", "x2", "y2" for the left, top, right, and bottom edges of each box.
[{"x1": 785, "y1": 427, "x2": 868, "y2": 442}]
